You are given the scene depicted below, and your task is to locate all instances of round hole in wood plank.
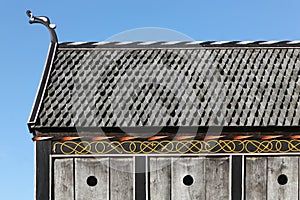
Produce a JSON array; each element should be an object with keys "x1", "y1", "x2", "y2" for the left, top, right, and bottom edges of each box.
[
  {"x1": 87, "y1": 176, "x2": 98, "y2": 187},
  {"x1": 277, "y1": 174, "x2": 288, "y2": 185},
  {"x1": 183, "y1": 175, "x2": 194, "y2": 186}
]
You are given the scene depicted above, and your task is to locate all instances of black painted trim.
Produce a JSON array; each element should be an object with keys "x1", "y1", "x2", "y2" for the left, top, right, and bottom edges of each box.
[
  {"x1": 28, "y1": 42, "x2": 57, "y2": 133},
  {"x1": 231, "y1": 156, "x2": 243, "y2": 200},
  {"x1": 35, "y1": 141, "x2": 52, "y2": 200},
  {"x1": 135, "y1": 157, "x2": 146, "y2": 200},
  {"x1": 33, "y1": 126, "x2": 300, "y2": 135}
]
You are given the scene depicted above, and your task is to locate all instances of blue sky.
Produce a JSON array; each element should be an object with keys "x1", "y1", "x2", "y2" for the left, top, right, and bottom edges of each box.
[{"x1": 1, "y1": 0, "x2": 300, "y2": 199}]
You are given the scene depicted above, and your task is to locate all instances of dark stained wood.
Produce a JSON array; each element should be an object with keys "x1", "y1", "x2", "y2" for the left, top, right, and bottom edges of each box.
[
  {"x1": 135, "y1": 157, "x2": 146, "y2": 200},
  {"x1": 232, "y1": 156, "x2": 243, "y2": 200},
  {"x1": 35, "y1": 141, "x2": 51, "y2": 200},
  {"x1": 35, "y1": 128, "x2": 300, "y2": 139}
]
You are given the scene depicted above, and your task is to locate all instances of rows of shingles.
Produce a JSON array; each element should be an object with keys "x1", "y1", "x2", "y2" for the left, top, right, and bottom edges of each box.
[
  {"x1": 258, "y1": 49, "x2": 295, "y2": 126},
  {"x1": 51, "y1": 48, "x2": 240, "y2": 126},
  {"x1": 44, "y1": 50, "x2": 102, "y2": 126},
  {"x1": 78, "y1": 49, "x2": 122, "y2": 126},
  {"x1": 115, "y1": 49, "x2": 164, "y2": 126},
  {"x1": 111, "y1": 47, "x2": 296, "y2": 126},
  {"x1": 224, "y1": 48, "x2": 296, "y2": 126},
  {"x1": 39, "y1": 49, "x2": 272, "y2": 126},
  {"x1": 120, "y1": 49, "x2": 219, "y2": 126},
  {"x1": 102, "y1": 49, "x2": 172, "y2": 126},
  {"x1": 96, "y1": 49, "x2": 156, "y2": 126},
  {"x1": 39, "y1": 50, "x2": 81, "y2": 126},
  {"x1": 225, "y1": 49, "x2": 257, "y2": 126},
  {"x1": 253, "y1": 49, "x2": 299, "y2": 125},
  {"x1": 37, "y1": 47, "x2": 300, "y2": 127},
  {"x1": 282, "y1": 49, "x2": 300, "y2": 125}
]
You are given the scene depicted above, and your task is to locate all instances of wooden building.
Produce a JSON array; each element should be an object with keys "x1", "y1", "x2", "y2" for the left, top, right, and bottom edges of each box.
[{"x1": 27, "y1": 11, "x2": 300, "y2": 200}]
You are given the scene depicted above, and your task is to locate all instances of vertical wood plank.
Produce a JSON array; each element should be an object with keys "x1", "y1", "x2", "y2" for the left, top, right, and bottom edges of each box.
[
  {"x1": 110, "y1": 157, "x2": 134, "y2": 200},
  {"x1": 267, "y1": 156, "x2": 298, "y2": 200},
  {"x1": 245, "y1": 157, "x2": 267, "y2": 200},
  {"x1": 149, "y1": 157, "x2": 171, "y2": 200},
  {"x1": 232, "y1": 156, "x2": 243, "y2": 200},
  {"x1": 75, "y1": 158, "x2": 109, "y2": 200},
  {"x1": 171, "y1": 157, "x2": 205, "y2": 200},
  {"x1": 35, "y1": 141, "x2": 51, "y2": 200},
  {"x1": 205, "y1": 157, "x2": 229, "y2": 200},
  {"x1": 54, "y1": 158, "x2": 74, "y2": 200},
  {"x1": 135, "y1": 157, "x2": 146, "y2": 200}
]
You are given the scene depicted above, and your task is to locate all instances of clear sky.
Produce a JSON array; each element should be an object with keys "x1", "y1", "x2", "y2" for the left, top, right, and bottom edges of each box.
[{"x1": 1, "y1": 0, "x2": 300, "y2": 199}]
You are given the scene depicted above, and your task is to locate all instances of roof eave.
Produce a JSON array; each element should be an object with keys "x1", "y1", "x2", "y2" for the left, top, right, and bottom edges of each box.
[
  {"x1": 31, "y1": 125, "x2": 300, "y2": 135},
  {"x1": 27, "y1": 42, "x2": 58, "y2": 133}
]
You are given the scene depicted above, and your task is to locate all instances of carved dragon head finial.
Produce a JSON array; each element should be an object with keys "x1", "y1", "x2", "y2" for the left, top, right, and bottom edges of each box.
[{"x1": 26, "y1": 10, "x2": 58, "y2": 43}]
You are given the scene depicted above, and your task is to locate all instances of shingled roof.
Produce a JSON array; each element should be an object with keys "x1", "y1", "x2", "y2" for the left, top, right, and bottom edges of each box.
[{"x1": 28, "y1": 41, "x2": 300, "y2": 132}]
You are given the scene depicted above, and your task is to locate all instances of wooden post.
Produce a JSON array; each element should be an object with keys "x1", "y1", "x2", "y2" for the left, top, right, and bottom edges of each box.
[
  {"x1": 35, "y1": 141, "x2": 51, "y2": 200},
  {"x1": 135, "y1": 156, "x2": 146, "y2": 200},
  {"x1": 232, "y1": 156, "x2": 243, "y2": 200}
]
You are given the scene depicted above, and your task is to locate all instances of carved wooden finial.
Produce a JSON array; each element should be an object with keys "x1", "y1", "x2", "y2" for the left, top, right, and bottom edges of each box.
[{"x1": 26, "y1": 10, "x2": 58, "y2": 43}]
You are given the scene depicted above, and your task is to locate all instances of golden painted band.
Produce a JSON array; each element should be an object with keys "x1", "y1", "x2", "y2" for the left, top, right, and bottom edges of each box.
[{"x1": 52, "y1": 139, "x2": 300, "y2": 154}]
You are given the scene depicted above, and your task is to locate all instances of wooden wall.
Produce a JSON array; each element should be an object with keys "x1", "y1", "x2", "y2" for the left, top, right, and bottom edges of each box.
[
  {"x1": 150, "y1": 157, "x2": 229, "y2": 200},
  {"x1": 53, "y1": 157, "x2": 134, "y2": 200},
  {"x1": 51, "y1": 156, "x2": 300, "y2": 200},
  {"x1": 52, "y1": 156, "x2": 230, "y2": 200},
  {"x1": 245, "y1": 156, "x2": 299, "y2": 200}
]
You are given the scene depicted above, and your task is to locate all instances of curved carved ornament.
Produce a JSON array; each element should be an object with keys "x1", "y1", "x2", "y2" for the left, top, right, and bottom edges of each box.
[
  {"x1": 26, "y1": 10, "x2": 58, "y2": 43},
  {"x1": 52, "y1": 139, "x2": 300, "y2": 155}
]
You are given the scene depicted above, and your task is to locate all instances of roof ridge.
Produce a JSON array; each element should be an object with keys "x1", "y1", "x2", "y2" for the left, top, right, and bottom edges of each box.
[{"x1": 58, "y1": 41, "x2": 300, "y2": 48}]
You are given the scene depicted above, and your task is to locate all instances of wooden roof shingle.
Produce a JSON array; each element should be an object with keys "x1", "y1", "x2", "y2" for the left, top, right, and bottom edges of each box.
[{"x1": 28, "y1": 41, "x2": 300, "y2": 132}]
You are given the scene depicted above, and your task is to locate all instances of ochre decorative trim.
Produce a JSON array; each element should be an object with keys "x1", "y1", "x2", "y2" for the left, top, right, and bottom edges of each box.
[{"x1": 52, "y1": 140, "x2": 300, "y2": 154}]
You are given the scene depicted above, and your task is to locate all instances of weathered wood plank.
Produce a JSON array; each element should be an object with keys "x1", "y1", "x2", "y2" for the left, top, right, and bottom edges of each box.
[
  {"x1": 171, "y1": 157, "x2": 205, "y2": 200},
  {"x1": 245, "y1": 157, "x2": 267, "y2": 200},
  {"x1": 149, "y1": 157, "x2": 171, "y2": 200},
  {"x1": 110, "y1": 157, "x2": 134, "y2": 200},
  {"x1": 205, "y1": 157, "x2": 229, "y2": 200},
  {"x1": 267, "y1": 156, "x2": 298, "y2": 200},
  {"x1": 35, "y1": 141, "x2": 51, "y2": 200},
  {"x1": 75, "y1": 158, "x2": 109, "y2": 200},
  {"x1": 54, "y1": 158, "x2": 74, "y2": 200}
]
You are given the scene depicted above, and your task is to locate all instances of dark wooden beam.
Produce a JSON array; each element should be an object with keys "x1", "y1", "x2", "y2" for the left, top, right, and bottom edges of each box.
[
  {"x1": 35, "y1": 141, "x2": 52, "y2": 200},
  {"x1": 135, "y1": 156, "x2": 146, "y2": 200},
  {"x1": 231, "y1": 156, "x2": 243, "y2": 200}
]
